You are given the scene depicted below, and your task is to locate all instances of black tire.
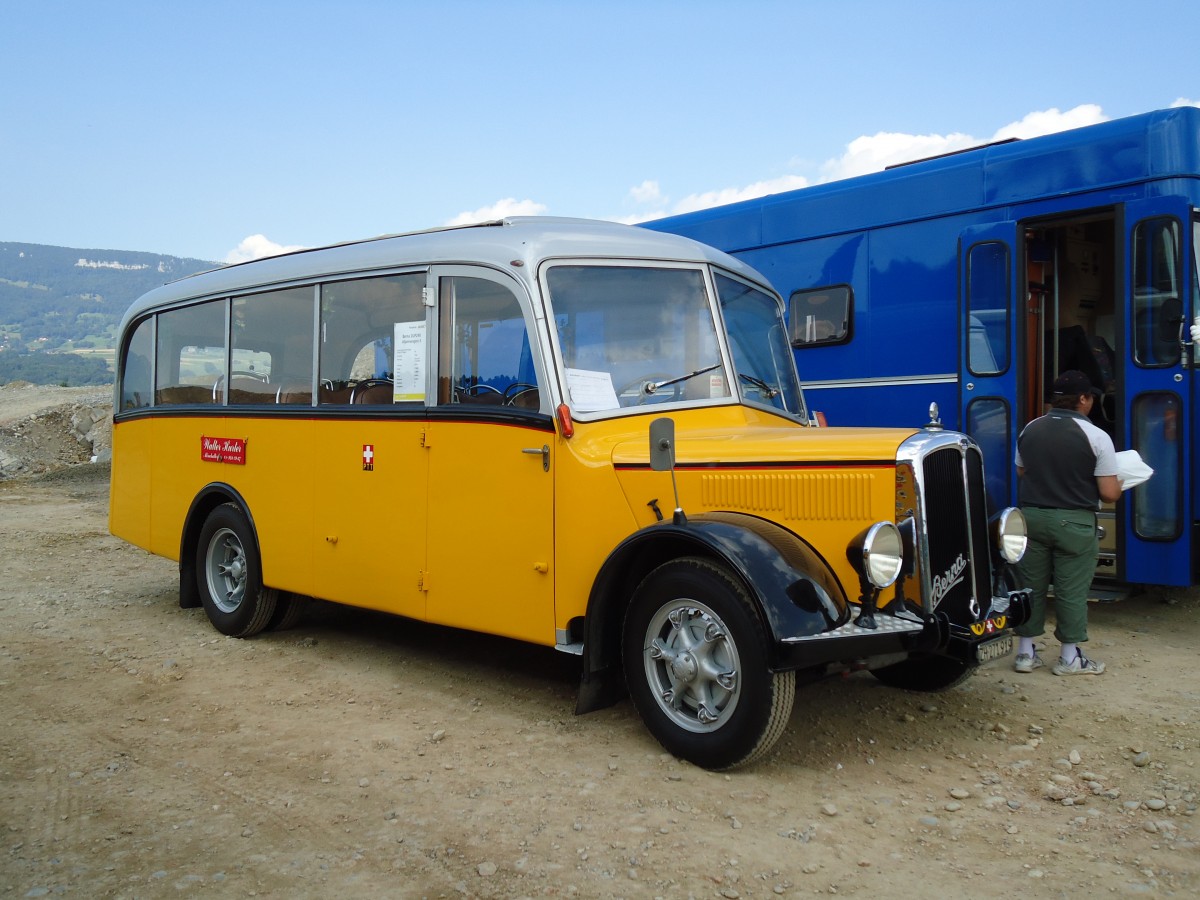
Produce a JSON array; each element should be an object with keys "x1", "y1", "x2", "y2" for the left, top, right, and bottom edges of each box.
[
  {"x1": 622, "y1": 557, "x2": 795, "y2": 770},
  {"x1": 195, "y1": 503, "x2": 277, "y2": 637},
  {"x1": 870, "y1": 654, "x2": 976, "y2": 691},
  {"x1": 266, "y1": 592, "x2": 309, "y2": 632}
]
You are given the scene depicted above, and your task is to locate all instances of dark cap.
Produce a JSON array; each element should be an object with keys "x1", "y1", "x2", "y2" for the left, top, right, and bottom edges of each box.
[{"x1": 1052, "y1": 369, "x2": 1101, "y2": 397}]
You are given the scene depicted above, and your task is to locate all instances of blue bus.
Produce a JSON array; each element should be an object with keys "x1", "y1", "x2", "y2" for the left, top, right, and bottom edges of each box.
[{"x1": 648, "y1": 107, "x2": 1200, "y2": 592}]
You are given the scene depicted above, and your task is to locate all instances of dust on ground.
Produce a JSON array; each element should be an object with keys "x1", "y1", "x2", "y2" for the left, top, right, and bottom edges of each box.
[{"x1": 1, "y1": 384, "x2": 1197, "y2": 898}]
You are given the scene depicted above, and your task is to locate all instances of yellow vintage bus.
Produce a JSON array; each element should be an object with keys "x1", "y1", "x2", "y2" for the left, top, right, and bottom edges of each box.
[{"x1": 110, "y1": 217, "x2": 1031, "y2": 769}]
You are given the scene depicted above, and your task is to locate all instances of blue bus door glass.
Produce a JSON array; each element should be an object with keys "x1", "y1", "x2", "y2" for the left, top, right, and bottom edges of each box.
[
  {"x1": 1122, "y1": 197, "x2": 1193, "y2": 586},
  {"x1": 959, "y1": 222, "x2": 1017, "y2": 515}
]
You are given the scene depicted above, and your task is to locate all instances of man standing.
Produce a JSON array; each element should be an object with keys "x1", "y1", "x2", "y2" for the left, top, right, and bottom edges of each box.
[{"x1": 1012, "y1": 370, "x2": 1121, "y2": 676}]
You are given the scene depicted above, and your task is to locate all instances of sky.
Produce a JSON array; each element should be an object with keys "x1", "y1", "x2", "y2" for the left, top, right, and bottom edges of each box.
[{"x1": 2, "y1": 0, "x2": 1198, "y2": 265}]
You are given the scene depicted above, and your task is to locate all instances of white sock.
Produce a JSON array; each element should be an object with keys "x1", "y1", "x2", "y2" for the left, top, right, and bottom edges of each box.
[
  {"x1": 1060, "y1": 642, "x2": 1078, "y2": 663},
  {"x1": 1018, "y1": 637, "x2": 1036, "y2": 657}
]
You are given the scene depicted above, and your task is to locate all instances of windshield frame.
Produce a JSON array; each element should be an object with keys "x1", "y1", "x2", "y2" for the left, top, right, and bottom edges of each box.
[
  {"x1": 538, "y1": 258, "x2": 806, "y2": 423},
  {"x1": 712, "y1": 268, "x2": 808, "y2": 421}
]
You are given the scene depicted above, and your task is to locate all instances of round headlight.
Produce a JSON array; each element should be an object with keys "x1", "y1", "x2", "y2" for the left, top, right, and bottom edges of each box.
[
  {"x1": 849, "y1": 521, "x2": 904, "y2": 589},
  {"x1": 994, "y1": 507, "x2": 1028, "y2": 564}
]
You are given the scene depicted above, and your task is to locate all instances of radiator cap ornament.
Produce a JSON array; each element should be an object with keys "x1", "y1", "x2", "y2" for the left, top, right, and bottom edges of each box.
[{"x1": 925, "y1": 402, "x2": 943, "y2": 430}]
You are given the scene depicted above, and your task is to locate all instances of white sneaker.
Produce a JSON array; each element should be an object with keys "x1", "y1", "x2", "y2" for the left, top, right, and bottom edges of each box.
[
  {"x1": 1052, "y1": 652, "x2": 1105, "y2": 676},
  {"x1": 1013, "y1": 653, "x2": 1044, "y2": 673}
]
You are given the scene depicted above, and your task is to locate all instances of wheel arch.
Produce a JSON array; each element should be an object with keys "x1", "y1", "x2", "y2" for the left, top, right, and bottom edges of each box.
[
  {"x1": 575, "y1": 512, "x2": 848, "y2": 714},
  {"x1": 178, "y1": 483, "x2": 260, "y2": 609}
]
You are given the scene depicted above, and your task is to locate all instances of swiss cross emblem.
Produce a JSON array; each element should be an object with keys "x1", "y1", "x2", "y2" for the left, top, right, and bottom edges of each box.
[{"x1": 362, "y1": 444, "x2": 375, "y2": 471}]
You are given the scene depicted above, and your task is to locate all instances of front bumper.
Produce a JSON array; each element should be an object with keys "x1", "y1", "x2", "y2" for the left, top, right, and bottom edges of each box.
[{"x1": 772, "y1": 586, "x2": 1033, "y2": 671}]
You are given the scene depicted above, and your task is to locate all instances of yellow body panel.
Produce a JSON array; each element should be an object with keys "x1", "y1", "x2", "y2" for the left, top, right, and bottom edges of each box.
[
  {"x1": 111, "y1": 402, "x2": 916, "y2": 643},
  {"x1": 425, "y1": 419, "x2": 554, "y2": 643}
]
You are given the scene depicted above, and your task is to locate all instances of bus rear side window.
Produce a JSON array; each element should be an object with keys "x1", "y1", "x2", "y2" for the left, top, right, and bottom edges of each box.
[
  {"x1": 120, "y1": 317, "x2": 153, "y2": 411},
  {"x1": 789, "y1": 285, "x2": 850, "y2": 346},
  {"x1": 156, "y1": 300, "x2": 225, "y2": 405}
]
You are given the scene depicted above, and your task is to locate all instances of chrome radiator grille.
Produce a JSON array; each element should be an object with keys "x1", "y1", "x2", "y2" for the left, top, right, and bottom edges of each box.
[{"x1": 917, "y1": 441, "x2": 989, "y2": 616}]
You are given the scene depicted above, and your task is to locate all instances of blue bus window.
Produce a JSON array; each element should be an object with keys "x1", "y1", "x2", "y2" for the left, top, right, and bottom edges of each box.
[
  {"x1": 967, "y1": 242, "x2": 1009, "y2": 375},
  {"x1": 1132, "y1": 217, "x2": 1182, "y2": 367},
  {"x1": 1133, "y1": 392, "x2": 1183, "y2": 540},
  {"x1": 789, "y1": 285, "x2": 851, "y2": 346}
]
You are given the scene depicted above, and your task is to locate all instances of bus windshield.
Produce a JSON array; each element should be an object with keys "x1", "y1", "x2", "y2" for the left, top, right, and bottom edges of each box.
[
  {"x1": 716, "y1": 272, "x2": 806, "y2": 419},
  {"x1": 545, "y1": 264, "x2": 803, "y2": 417}
]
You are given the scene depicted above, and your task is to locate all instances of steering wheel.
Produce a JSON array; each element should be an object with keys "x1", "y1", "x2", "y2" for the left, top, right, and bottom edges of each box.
[
  {"x1": 503, "y1": 382, "x2": 539, "y2": 407},
  {"x1": 454, "y1": 383, "x2": 503, "y2": 403}
]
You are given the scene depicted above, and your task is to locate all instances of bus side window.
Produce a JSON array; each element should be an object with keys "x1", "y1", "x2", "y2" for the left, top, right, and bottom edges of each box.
[
  {"x1": 120, "y1": 317, "x2": 154, "y2": 410},
  {"x1": 319, "y1": 273, "x2": 427, "y2": 404},
  {"x1": 788, "y1": 285, "x2": 851, "y2": 347},
  {"x1": 440, "y1": 276, "x2": 540, "y2": 409},
  {"x1": 155, "y1": 299, "x2": 225, "y2": 405}
]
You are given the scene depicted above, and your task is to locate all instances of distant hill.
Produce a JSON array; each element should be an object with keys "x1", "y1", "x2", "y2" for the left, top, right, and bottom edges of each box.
[{"x1": 0, "y1": 242, "x2": 217, "y2": 385}]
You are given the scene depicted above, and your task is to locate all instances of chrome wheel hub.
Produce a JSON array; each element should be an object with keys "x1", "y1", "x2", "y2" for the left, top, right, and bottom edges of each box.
[{"x1": 644, "y1": 601, "x2": 741, "y2": 733}]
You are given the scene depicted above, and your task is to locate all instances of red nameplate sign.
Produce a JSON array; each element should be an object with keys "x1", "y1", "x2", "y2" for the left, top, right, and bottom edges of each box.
[{"x1": 201, "y1": 436, "x2": 246, "y2": 465}]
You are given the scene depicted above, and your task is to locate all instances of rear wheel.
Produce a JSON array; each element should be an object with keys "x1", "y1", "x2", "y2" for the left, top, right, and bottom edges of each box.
[
  {"x1": 266, "y1": 592, "x2": 309, "y2": 631},
  {"x1": 622, "y1": 557, "x2": 794, "y2": 770},
  {"x1": 196, "y1": 503, "x2": 276, "y2": 637},
  {"x1": 870, "y1": 654, "x2": 976, "y2": 691}
]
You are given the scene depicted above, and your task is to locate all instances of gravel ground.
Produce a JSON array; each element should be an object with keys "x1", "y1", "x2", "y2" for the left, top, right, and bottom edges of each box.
[{"x1": 0, "y1": 385, "x2": 1197, "y2": 898}]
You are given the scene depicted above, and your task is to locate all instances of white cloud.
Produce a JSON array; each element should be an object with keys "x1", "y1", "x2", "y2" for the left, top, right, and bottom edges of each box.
[
  {"x1": 818, "y1": 130, "x2": 977, "y2": 182},
  {"x1": 621, "y1": 174, "x2": 809, "y2": 224},
  {"x1": 224, "y1": 234, "x2": 306, "y2": 264},
  {"x1": 672, "y1": 175, "x2": 811, "y2": 215},
  {"x1": 629, "y1": 180, "x2": 664, "y2": 204},
  {"x1": 989, "y1": 104, "x2": 1106, "y2": 141},
  {"x1": 444, "y1": 198, "x2": 548, "y2": 227},
  {"x1": 1171, "y1": 97, "x2": 1200, "y2": 108},
  {"x1": 632, "y1": 104, "x2": 1116, "y2": 221},
  {"x1": 815, "y1": 105, "x2": 1109, "y2": 183}
]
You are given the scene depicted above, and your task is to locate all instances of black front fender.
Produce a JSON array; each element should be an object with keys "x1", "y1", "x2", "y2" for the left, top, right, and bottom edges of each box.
[{"x1": 576, "y1": 512, "x2": 847, "y2": 714}]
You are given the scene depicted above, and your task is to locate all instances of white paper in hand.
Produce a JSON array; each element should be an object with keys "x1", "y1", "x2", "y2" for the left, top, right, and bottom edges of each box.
[{"x1": 1114, "y1": 449, "x2": 1154, "y2": 490}]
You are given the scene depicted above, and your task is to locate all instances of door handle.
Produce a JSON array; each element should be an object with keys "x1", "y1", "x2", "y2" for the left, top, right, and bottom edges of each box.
[{"x1": 522, "y1": 444, "x2": 550, "y2": 471}]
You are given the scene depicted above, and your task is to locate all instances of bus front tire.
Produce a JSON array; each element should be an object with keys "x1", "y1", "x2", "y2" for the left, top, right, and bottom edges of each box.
[
  {"x1": 622, "y1": 557, "x2": 795, "y2": 770},
  {"x1": 196, "y1": 503, "x2": 277, "y2": 637}
]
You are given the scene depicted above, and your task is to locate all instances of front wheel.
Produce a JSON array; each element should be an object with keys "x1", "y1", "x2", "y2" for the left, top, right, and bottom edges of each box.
[
  {"x1": 622, "y1": 557, "x2": 795, "y2": 770},
  {"x1": 870, "y1": 654, "x2": 976, "y2": 691},
  {"x1": 196, "y1": 503, "x2": 277, "y2": 637}
]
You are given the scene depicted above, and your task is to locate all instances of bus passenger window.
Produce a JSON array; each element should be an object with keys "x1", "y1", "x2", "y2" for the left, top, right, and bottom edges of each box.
[
  {"x1": 789, "y1": 285, "x2": 850, "y2": 347},
  {"x1": 231, "y1": 287, "x2": 313, "y2": 404},
  {"x1": 440, "y1": 276, "x2": 540, "y2": 410},
  {"x1": 319, "y1": 273, "x2": 427, "y2": 404},
  {"x1": 155, "y1": 299, "x2": 225, "y2": 405}
]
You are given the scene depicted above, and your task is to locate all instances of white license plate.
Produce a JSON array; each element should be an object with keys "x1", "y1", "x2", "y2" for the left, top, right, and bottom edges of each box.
[{"x1": 976, "y1": 634, "x2": 1014, "y2": 663}]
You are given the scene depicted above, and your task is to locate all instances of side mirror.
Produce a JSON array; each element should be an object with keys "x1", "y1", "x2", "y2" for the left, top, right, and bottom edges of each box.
[{"x1": 649, "y1": 417, "x2": 675, "y2": 472}]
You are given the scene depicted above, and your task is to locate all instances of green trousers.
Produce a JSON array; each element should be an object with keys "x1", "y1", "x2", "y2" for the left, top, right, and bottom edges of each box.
[{"x1": 1015, "y1": 507, "x2": 1098, "y2": 644}]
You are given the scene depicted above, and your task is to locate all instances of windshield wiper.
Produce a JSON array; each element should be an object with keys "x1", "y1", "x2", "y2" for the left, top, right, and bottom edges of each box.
[
  {"x1": 645, "y1": 363, "x2": 723, "y2": 394},
  {"x1": 738, "y1": 372, "x2": 779, "y2": 398}
]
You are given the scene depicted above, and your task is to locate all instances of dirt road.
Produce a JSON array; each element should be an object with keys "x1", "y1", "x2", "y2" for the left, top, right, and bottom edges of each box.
[{"x1": 2, "y1": 460, "x2": 1198, "y2": 898}]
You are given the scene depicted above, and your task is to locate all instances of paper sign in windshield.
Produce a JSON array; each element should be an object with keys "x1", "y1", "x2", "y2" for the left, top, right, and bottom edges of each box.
[{"x1": 566, "y1": 368, "x2": 620, "y2": 412}]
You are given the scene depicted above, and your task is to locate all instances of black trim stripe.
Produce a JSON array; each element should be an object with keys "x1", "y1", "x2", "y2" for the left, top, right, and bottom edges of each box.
[
  {"x1": 114, "y1": 405, "x2": 556, "y2": 433},
  {"x1": 614, "y1": 460, "x2": 894, "y2": 471}
]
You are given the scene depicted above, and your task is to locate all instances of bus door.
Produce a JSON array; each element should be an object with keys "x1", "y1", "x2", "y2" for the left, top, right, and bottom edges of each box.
[
  {"x1": 1121, "y1": 198, "x2": 1193, "y2": 586},
  {"x1": 424, "y1": 267, "x2": 556, "y2": 643},
  {"x1": 959, "y1": 222, "x2": 1020, "y2": 515}
]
